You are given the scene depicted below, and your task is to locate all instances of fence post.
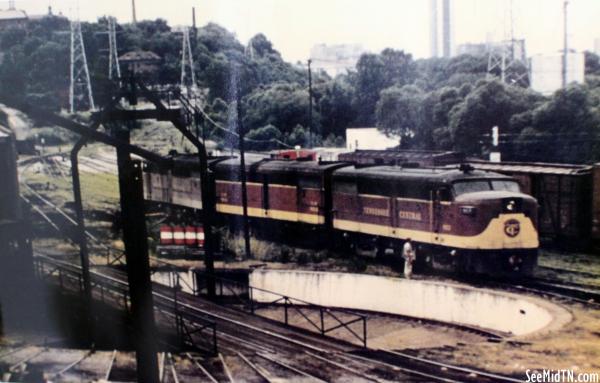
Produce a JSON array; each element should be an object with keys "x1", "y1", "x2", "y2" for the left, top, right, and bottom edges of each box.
[
  {"x1": 212, "y1": 325, "x2": 218, "y2": 356},
  {"x1": 249, "y1": 288, "x2": 254, "y2": 314},
  {"x1": 284, "y1": 298, "x2": 288, "y2": 325},
  {"x1": 320, "y1": 309, "x2": 325, "y2": 335},
  {"x1": 363, "y1": 316, "x2": 367, "y2": 348}
]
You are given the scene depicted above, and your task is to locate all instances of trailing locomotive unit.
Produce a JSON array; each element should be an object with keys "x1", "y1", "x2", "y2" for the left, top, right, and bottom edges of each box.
[{"x1": 143, "y1": 155, "x2": 539, "y2": 275}]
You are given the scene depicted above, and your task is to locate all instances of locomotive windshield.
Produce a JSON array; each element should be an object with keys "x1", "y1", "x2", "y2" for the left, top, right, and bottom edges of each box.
[{"x1": 452, "y1": 179, "x2": 520, "y2": 195}]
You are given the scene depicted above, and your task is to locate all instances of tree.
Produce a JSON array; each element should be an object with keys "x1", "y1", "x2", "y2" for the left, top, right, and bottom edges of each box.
[
  {"x1": 318, "y1": 76, "x2": 356, "y2": 137},
  {"x1": 585, "y1": 51, "x2": 600, "y2": 77},
  {"x1": 242, "y1": 82, "x2": 319, "y2": 135},
  {"x1": 352, "y1": 49, "x2": 414, "y2": 125},
  {"x1": 245, "y1": 124, "x2": 282, "y2": 150},
  {"x1": 376, "y1": 85, "x2": 423, "y2": 142},
  {"x1": 448, "y1": 79, "x2": 543, "y2": 155},
  {"x1": 247, "y1": 33, "x2": 278, "y2": 58}
]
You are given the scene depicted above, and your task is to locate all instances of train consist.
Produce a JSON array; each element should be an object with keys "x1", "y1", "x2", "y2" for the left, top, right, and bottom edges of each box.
[{"x1": 143, "y1": 153, "x2": 539, "y2": 275}]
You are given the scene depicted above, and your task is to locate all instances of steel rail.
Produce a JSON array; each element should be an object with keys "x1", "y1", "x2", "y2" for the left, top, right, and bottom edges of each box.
[
  {"x1": 104, "y1": 350, "x2": 117, "y2": 381},
  {"x1": 237, "y1": 351, "x2": 274, "y2": 383},
  {"x1": 383, "y1": 349, "x2": 523, "y2": 383},
  {"x1": 185, "y1": 353, "x2": 219, "y2": 383},
  {"x1": 345, "y1": 352, "x2": 462, "y2": 383},
  {"x1": 304, "y1": 350, "x2": 384, "y2": 383},
  {"x1": 256, "y1": 352, "x2": 327, "y2": 383},
  {"x1": 50, "y1": 350, "x2": 93, "y2": 379},
  {"x1": 218, "y1": 353, "x2": 235, "y2": 383}
]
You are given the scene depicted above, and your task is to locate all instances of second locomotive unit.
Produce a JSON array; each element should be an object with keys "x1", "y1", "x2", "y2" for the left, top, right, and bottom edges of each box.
[{"x1": 144, "y1": 154, "x2": 539, "y2": 275}]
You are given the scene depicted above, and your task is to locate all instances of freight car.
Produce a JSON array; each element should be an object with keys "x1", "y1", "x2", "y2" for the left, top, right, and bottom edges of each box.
[
  {"x1": 467, "y1": 160, "x2": 599, "y2": 248},
  {"x1": 143, "y1": 154, "x2": 539, "y2": 275}
]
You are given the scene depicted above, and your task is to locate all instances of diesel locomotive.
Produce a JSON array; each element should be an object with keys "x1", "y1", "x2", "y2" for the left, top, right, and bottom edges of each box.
[{"x1": 143, "y1": 154, "x2": 539, "y2": 275}]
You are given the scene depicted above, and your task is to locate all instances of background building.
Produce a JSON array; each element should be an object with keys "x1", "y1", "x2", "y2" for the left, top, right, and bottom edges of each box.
[
  {"x1": 346, "y1": 128, "x2": 400, "y2": 151},
  {"x1": 530, "y1": 52, "x2": 584, "y2": 96},
  {"x1": 0, "y1": 8, "x2": 27, "y2": 31},
  {"x1": 310, "y1": 43, "x2": 367, "y2": 77},
  {"x1": 430, "y1": 0, "x2": 452, "y2": 58}
]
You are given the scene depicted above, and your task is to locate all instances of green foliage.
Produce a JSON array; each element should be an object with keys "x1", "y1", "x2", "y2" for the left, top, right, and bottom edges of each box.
[
  {"x1": 245, "y1": 124, "x2": 282, "y2": 150},
  {"x1": 448, "y1": 79, "x2": 543, "y2": 155},
  {"x1": 376, "y1": 84, "x2": 423, "y2": 141},
  {"x1": 243, "y1": 82, "x2": 319, "y2": 135},
  {"x1": 1, "y1": 15, "x2": 599, "y2": 163},
  {"x1": 352, "y1": 49, "x2": 415, "y2": 125}
]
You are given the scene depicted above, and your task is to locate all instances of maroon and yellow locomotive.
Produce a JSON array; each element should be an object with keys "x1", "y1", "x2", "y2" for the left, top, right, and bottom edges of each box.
[{"x1": 144, "y1": 155, "x2": 539, "y2": 275}]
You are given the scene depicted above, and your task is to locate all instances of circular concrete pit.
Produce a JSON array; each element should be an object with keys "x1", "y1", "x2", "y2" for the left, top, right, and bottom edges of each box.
[{"x1": 249, "y1": 269, "x2": 572, "y2": 337}]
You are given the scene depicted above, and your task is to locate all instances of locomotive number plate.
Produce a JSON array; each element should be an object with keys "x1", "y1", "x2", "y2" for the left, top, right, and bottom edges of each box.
[{"x1": 504, "y1": 219, "x2": 521, "y2": 237}]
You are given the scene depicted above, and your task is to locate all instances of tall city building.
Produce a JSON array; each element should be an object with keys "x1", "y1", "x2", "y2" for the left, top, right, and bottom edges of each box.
[
  {"x1": 430, "y1": 0, "x2": 452, "y2": 58},
  {"x1": 310, "y1": 44, "x2": 368, "y2": 77}
]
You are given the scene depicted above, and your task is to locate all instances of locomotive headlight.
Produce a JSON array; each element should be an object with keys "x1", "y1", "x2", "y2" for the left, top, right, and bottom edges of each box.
[
  {"x1": 460, "y1": 206, "x2": 476, "y2": 216},
  {"x1": 506, "y1": 200, "x2": 515, "y2": 211}
]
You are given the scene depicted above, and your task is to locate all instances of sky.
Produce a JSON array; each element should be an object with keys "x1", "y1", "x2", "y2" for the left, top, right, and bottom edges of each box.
[{"x1": 3, "y1": 0, "x2": 600, "y2": 63}]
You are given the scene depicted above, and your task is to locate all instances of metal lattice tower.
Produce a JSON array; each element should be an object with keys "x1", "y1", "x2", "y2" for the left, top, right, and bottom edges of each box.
[
  {"x1": 108, "y1": 17, "x2": 121, "y2": 80},
  {"x1": 69, "y1": 20, "x2": 95, "y2": 113},
  {"x1": 486, "y1": 39, "x2": 529, "y2": 86},
  {"x1": 180, "y1": 27, "x2": 197, "y2": 94},
  {"x1": 245, "y1": 39, "x2": 255, "y2": 59},
  {"x1": 486, "y1": 0, "x2": 529, "y2": 87}
]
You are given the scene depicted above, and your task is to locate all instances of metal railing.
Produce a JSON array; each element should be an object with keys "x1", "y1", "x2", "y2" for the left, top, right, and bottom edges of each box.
[{"x1": 152, "y1": 259, "x2": 369, "y2": 348}]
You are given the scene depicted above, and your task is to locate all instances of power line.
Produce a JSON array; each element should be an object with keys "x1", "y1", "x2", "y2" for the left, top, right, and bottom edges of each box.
[{"x1": 189, "y1": 95, "x2": 293, "y2": 148}]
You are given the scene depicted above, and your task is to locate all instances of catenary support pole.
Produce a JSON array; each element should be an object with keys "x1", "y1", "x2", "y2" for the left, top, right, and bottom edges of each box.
[
  {"x1": 237, "y1": 92, "x2": 252, "y2": 260},
  {"x1": 115, "y1": 127, "x2": 159, "y2": 383},
  {"x1": 307, "y1": 59, "x2": 313, "y2": 148}
]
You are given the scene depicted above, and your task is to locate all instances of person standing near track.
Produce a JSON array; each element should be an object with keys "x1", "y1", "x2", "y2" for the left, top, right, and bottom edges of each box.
[{"x1": 402, "y1": 238, "x2": 415, "y2": 279}]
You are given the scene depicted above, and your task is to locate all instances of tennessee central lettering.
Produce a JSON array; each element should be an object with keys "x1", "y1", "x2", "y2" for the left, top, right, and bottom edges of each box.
[
  {"x1": 363, "y1": 207, "x2": 390, "y2": 217},
  {"x1": 398, "y1": 211, "x2": 422, "y2": 221}
]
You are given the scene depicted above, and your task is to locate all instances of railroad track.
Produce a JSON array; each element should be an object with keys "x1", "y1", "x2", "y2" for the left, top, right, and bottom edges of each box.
[
  {"x1": 30, "y1": 253, "x2": 525, "y2": 383},
  {"x1": 513, "y1": 278, "x2": 600, "y2": 307},
  {"x1": 15, "y1": 157, "x2": 528, "y2": 382}
]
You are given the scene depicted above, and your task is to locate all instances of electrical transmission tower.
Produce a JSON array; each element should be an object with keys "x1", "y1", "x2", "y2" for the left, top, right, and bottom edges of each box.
[
  {"x1": 486, "y1": 39, "x2": 529, "y2": 86},
  {"x1": 245, "y1": 39, "x2": 256, "y2": 60},
  {"x1": 486, "y1": 0, "x2": 529, "y2": 87},
  {"x1": 180, "y1": 27, "x2": 197, "y2": 95},
  {"x1": 108, "y1": 17, "x2": 121, "y2": 80},
  {"x1": 69, "y1": 20, "x2": 95, "y2": 113}
]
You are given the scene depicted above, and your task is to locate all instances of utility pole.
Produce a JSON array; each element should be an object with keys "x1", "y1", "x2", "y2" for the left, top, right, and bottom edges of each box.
[
  {"x1": 192, "y1": 7, "x2": 197, "y2": 36},
  {"x1": 236, "y1": 89, "x2": 252, "y2": 260},
  {"x1": 108, "y1": 17, "x2": 121, "y2": 81},
  {"x1": 562, "y1": 0, "x2": 569, "y2": 89},
  {"x1": 131, "y1": 0, "x2": 137, "y2": 25},
  {"x1": 70, "y1": 20, "x2": 95, "y2": 113},
  {"x1": 307, "y1": 59, "x2": 313, "y2": 148}
]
